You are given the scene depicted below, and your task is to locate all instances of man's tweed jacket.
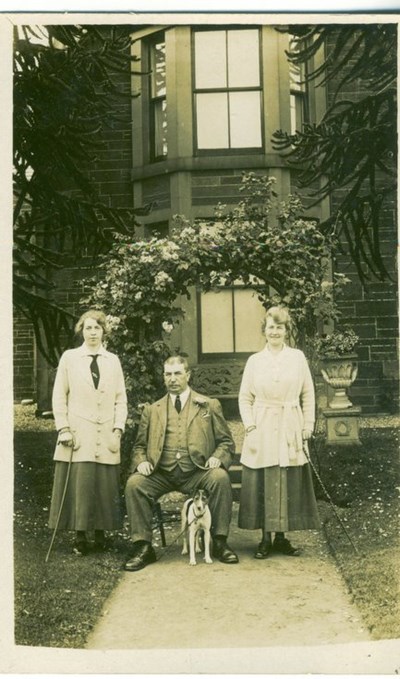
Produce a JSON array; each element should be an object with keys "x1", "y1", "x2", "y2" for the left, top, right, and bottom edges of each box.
[{"x1": 130, "y1": 390, "x2": 234, "y2": 473}]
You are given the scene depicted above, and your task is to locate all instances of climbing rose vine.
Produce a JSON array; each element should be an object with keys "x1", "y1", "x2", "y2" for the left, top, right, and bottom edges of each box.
[{"x1": 83, "y1": 172, "x2": 349, "y2": 433}]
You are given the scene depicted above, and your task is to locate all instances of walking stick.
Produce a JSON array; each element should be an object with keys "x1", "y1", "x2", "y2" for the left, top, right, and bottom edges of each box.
[
  {"x1": 45, "y1": 441, "x2": 74, "y2": 563},
  {"x1": 304, "y1": 438, "x2": 360, "y2": 555}
]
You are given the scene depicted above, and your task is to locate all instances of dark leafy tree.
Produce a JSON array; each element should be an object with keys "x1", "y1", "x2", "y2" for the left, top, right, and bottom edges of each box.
[
  {"x1": 13, "y1": 24, "x2": 150, "y2": 364},
  {"x1": 272, "y1": 24, "x2": 397, "y2": 283}
]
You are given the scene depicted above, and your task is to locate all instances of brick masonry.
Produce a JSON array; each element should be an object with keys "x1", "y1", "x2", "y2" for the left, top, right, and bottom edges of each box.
[{"x1": 325, "y1": 30, "x2": 398, "y2": 413}]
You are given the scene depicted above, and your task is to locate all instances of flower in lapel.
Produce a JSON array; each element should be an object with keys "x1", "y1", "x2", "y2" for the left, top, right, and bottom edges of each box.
[{"x1": 193, "y1": 397, "x2": 210, "y2": 418}]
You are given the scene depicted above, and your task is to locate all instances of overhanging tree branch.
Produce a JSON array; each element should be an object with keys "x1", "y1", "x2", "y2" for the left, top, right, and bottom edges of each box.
[
  {"x1": 14, "y1": 24, "x2": 152, "y2": 363},
  {"x1": 273, "y1": 24, "x2": 397, "y2": 283}
]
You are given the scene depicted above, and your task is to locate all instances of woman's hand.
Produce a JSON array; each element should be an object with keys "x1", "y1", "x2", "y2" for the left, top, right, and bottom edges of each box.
[
  {"x1": 302, "y1": 429, "x2": 313, "y2": 441},
  {"x1": 137, "y1": 461, "x2": 154, "y2": 476},
  {"x1": 58, "y1": 430, "x2": 74, "y2": 447},
  {"x1": 246, "y1": 428, "x2": 258, "y2": 454}
]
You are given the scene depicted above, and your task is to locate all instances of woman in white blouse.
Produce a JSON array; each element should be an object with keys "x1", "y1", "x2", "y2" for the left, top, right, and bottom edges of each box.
[{"x1": 238, "y1": 306, "x2": 320, "y2": 559}]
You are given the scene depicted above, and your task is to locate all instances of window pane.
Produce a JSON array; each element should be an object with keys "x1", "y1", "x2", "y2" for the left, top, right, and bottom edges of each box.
[
  {"x1": 234, "y1": 289, "x2": 266, "y2": 352},
  {"x1": 229, "y1": 91, "x2": 262, "y2": 148},
  {"x1": 153, "y1": 98, "x2": 167, "y2": 157},
  {"x1": 201, "y1": 290, "x2": 234, "y2": 353},
  {"x1": 194, "y1": 31, "x2": 227, "y2": 89},
  {"x1": 196, "y1": 93, "x2": 229, "y2": 149},
  {"x1": 150, "y1": 40, "x2": 166, "y2": 97},
  {"x1": 290, "y1": 92, "x2": 304, "y2": 134},
  {"x1": 289, "y1": 37, "x2": 305, "y2": 94},
  {"x1": 228, "y1": 29, "x2": 260, "y2": 88}
]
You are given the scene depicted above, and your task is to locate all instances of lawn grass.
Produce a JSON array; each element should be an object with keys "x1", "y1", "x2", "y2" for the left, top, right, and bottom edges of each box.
[
  {"x1": 13, "y1": 405, "x2": 399, "y2": 647},
  {"x1": 311, "y1": 427, "x2": 400, "y2": 640},
  {"x1": 14, "y1": 409, "x2": 131, "y2": 648}
]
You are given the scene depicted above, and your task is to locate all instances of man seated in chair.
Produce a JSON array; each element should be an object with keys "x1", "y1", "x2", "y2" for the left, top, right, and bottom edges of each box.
[{"x1": 124, "y1": 355, "x2": 239, "y2": 571}]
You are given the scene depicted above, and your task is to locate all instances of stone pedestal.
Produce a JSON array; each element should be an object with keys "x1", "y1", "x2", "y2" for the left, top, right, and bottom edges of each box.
[{"x1": 322, "y1": 406, "x2": 362, "y2": 446}]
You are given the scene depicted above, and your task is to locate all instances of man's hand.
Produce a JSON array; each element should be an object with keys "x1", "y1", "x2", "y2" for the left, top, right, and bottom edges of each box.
[
  {"x1": 302, "y1": 429, "x2": 313, "y2": 441},
  {"x1": 137, "y1": 461, "x2": 154, "y2": 476},
  {"x1": 205, "y1": 456, "x2": 221, "y2": 469}
]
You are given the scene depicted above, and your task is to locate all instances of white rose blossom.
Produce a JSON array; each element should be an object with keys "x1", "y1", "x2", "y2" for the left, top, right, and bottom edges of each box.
[
  {"x1": 154, "y1": 271, "x2": 173, "y2": 288},
  {"x1": 162, "y1": 321, "x2": 174, "y2": 334}
]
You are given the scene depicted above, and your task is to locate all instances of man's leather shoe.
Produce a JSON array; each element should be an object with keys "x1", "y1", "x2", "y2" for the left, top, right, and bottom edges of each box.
[
  {"x1": 124, "y1": 542, "x2": 157, "y2": 571},
  {"x1": 212, "y1": 537, "x2": 239, "y2": 564}
]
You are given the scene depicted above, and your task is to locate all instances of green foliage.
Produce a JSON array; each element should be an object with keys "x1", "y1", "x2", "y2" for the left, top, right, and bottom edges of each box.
[
  {"x1": 13, "y1": 25, "x2": 146, "y2": 364},
  {"x1": 84, "y1": 172, "x2": 349, "y2": 429},
  {"x1": 312, "y1": 327, "x2": 359, "y2": 358},
  {"x1": 273, "y1": 24, "x2": 397, "y2": 283},
  {"x1": 82, "y1": 229, "x2": 206, "y2": 429},
  {"x1": 209, "y1": 174, "x2": 350, "y2": 347}
]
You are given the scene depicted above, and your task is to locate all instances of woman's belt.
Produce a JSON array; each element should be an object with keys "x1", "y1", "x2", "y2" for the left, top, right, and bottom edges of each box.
[
  {"x1": 254, "y1": 399, "x2": 300, "y2": 408},
  {"x1": 254, "y1": 399, "x2": 301, "y2": 460}
]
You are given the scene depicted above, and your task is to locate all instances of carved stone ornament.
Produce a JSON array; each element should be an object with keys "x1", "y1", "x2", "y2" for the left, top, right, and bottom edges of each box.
[{"x1": 320, "y1": 353, "x2": 358, "y2": 410}]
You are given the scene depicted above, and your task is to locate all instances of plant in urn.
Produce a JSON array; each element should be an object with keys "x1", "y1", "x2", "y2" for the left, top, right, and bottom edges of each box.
[{"x1": 315, "y1": 328, "x2": 359, "y2": 410}]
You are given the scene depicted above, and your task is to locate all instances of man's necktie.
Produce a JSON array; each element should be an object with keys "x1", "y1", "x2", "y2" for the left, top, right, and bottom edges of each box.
[
  {"x1": 90, "y1": 355, "x2": 100, "y2": 389},
  {"x1": 175, "y1": 394, "x2": 181, "y2": 413}
]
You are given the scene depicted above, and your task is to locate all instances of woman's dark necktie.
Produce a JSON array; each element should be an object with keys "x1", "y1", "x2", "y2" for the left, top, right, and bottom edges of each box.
[
  {"x1": 90, "y1": 355, "x2": 100, "y2": 389},
  {"x1": 175, "y1": 394, "x2": 181, "y2": 413}
]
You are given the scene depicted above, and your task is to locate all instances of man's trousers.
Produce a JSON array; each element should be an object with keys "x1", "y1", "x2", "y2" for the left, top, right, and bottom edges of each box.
[{"x1": 125, "y1": 465, "x2": 233, "y2": 543}]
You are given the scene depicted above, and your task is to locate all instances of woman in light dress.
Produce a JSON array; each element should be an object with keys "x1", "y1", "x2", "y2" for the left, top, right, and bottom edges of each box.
[
  {"x1": 238, "y1": 306, "x2": 320, "y2": 559},
  {"x1": 49, "y1": 309, "x2": 127, "y2": 555}
]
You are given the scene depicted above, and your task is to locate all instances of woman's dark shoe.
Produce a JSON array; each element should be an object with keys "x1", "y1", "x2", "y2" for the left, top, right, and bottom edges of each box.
[
  {"x1": 72, "y1": 539, "x2": 89, "y2": 556},
  {"x1": 272, "y1": 536, "x2": 301, "y2": 556},
  {"x1": 94, "y1": 537, "x2": 112, "y2": 552},
  {"x1": 254, "y1": 540, "x2": 272, "y2": 559},
  {"x1": 94, "y1": 530, "x2": 112, "y2": 552}
]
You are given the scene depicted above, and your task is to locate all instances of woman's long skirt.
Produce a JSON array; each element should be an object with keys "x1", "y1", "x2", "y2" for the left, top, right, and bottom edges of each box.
[
  {"x1": 238, "y1": 463, "x2": 320, "y2": 532},
  {"x1": 48, "y1": 461, "x2": 122, "y2": 531}
]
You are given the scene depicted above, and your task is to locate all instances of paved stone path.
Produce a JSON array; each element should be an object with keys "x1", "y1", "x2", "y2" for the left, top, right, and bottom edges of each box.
[{"x1": 85, "y1": 505, "x2": 377, "y2": 663}]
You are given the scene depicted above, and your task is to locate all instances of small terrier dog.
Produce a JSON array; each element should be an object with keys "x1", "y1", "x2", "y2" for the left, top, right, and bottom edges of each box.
[{"x1": 181, "y1": 489, "x2": 212, "y2": 566}]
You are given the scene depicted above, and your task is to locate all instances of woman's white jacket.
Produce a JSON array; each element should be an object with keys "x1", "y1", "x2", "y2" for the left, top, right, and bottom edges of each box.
[
  {"x1": 52, "y1": 344, "x2": 128, "y2": 464},
  {"x1": 239, "y1": 345, "x2": 315, "y2": 469}
]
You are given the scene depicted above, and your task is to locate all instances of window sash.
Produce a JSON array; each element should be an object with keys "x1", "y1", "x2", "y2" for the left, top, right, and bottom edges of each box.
[
  {"x1": 151, "y1": 97, "x2": 168, "y2": 159},
  {"x1": 194, "y1": 28, "x2": 262, "y2": 151},
  {"x1": 149, "y1": 34, "x2": 167, "y2": 160},
  {"x1": 200, "y1": 287, "x2": 265, "y2": 355}
]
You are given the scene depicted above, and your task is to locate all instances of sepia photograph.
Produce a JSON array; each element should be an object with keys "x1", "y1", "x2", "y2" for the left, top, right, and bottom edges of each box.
[{"x1": 1, "y1": 3, "x2": 399, "y2": 674}]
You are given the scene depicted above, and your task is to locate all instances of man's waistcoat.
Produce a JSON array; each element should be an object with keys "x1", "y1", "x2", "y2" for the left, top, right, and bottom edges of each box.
[{"x1": 159, "y1": 398, "x2": 194, "y2": 472}]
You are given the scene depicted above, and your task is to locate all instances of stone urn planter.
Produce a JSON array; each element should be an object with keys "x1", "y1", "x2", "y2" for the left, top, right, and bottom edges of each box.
[
  {"x1": 314, "y1": 329, "x2": 360, "y2": 445},
  {"x1": 320, "y1": 353, "x2": 358, "y2": 409}
]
